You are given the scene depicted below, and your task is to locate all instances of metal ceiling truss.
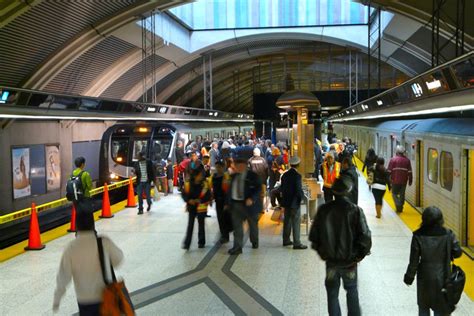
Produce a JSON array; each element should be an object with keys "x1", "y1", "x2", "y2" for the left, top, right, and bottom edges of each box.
[
  {"x1": 431, "y1": 0, "x2": 466, "y2": 67},
  {"x1": 202, "y1": 54, "x2": 214, "y2": 110},
  {"x1": 367, "y1": 4, "x2": 381, "y2": 97},
  {"x1": 349, "y1": 49, "x2": 360, "y2": 106},
  {"x1": 141, "y1": 11, "x2": 157, "y2": 104}
]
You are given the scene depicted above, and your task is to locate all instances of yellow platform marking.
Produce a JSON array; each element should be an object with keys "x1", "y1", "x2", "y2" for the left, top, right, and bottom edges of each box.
[
  {"x1": 0, "y1": 198, "x2": 136, "y2": 263},
  {"x1": 354, "y1": 157, "x2": 474, "y2": 300}
]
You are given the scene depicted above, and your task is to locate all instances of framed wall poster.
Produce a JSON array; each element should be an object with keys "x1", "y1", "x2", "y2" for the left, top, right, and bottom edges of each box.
[
  {"x1": 46, "y1": 145, "x2": 61, "y2": 191},
  {"x1": 12, "y1": 147, "x2": 31, "y2": 199}
]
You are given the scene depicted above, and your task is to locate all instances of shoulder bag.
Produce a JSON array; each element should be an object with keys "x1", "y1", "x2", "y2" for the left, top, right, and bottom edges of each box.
[
  {"x1": 442, "y1": 232, "x2": 465, "y2": 312},
  {"x1": 97, "y1": 237, "x2": 135, "y2": 316}
]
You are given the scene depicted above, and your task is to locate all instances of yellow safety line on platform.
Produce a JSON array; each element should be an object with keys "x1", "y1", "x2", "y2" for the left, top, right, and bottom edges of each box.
[
  {"x1": 354, "y1": 157, "x2": 474, "y2": 300},
  {"x1": 0, "y1": 198, "x2": 135, "y2": 263}
]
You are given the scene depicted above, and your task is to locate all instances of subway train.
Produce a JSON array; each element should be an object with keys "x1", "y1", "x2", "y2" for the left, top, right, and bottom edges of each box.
[
  {"x1": 333, "y1": 118, "x2": 474, "y2": 252},
  {"x1": 99, "y1": 122, "x2": 253, "y2": 184}
]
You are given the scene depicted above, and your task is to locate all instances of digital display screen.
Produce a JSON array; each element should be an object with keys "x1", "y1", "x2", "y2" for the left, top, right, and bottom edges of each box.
[{"x1": 0, "y1": 90, "x2": 10, "y2": 103}]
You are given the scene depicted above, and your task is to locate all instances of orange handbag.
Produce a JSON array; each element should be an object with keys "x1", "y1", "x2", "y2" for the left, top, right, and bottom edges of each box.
[{"x1": 97, "y1": 237, "x2": 135, "y2": 316}]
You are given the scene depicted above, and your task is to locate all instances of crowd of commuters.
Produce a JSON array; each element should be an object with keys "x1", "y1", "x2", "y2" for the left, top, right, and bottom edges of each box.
[{"x1": 54, "y1": 130, "x2": 464, "y2": 316}]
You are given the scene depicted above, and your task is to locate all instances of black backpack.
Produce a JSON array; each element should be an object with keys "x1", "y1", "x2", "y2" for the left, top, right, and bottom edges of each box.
[{"x1": 66, "y1": 170, "x2": 85, "y2": 201}]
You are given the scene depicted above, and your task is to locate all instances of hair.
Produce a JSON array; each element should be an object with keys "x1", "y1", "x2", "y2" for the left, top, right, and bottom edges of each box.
[
  {"x1": 74, "y1": 156, "x2": 86, "y2": 168},
  {"x1": 375, "y1": 157, "x2": 385, "y2": 171},
  {"x1": 366, "y1": 148, "x2": 376, "y2": 160},
  {"x1": 76, "y1": 211, "x2": 95, "y2": 231},
  {"x1": 396, "y1": 145, "x2": 406, "y2": 155},
  {"x1": 342, "y1": 156, "x2": 353, "y2": 167},
  {"x1": 421, "y1": 206, "x2": 444, "y2": 228},
  {"x1": 253, "y1": 148, "x2": 261, "y2": 156}
]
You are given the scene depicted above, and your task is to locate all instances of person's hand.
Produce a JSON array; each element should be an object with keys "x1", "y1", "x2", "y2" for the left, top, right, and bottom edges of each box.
[
  {"x1": 403, "y1": 274, "x2": 414, "y2": 286},
  {"x1": 245, "y1": 198, "x2": 253, "y2": 207}
]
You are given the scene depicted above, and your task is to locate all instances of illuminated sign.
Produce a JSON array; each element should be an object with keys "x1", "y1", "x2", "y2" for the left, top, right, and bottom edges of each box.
[
  {"x1": 146, "y1": 106, "x2": 157, "y2": 113},
  {"x1": 411, "y1": 83, "x2": 423, "y2": 97},
  {"x1": 0, "y1": 90, "x2": 9, "y2": 104},
  {"x1": 426, "y1": 80, "x2": 442, "y2": 90},
  {"x1": 159, "y1": 106, "x2": 168, "y2": 114},
  {"x1": 376, "y1": 100, "x2": 383, "y2": 106}
]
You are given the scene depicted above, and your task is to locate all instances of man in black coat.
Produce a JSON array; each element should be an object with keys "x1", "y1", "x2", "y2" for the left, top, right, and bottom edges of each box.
[
  {"x1": 280, "y1": 156, "x2": 307, "y2": 249},
  {"x1": 133, "y1": 152, "x2": 155, "y2": 214},
  {"x1": 226, "y1": 156, "x2": 262, "y2": 255},
  {"x1": 309, "y1": 176, "x2": 372, "y2": 316},
  {"x1": 340, "y1": 157, "x2": 359, "y2": 204}
]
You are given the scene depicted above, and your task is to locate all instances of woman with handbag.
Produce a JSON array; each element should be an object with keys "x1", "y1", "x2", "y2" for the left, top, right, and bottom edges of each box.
[
  {"x1": 53, "y1": 212, "x2": 124, "y2": 316},
  {"x1": 182, "y1": 164, "x2": 212, "y2": 250},
  {"x1": 368, "y1": 157, "x2": 391, "y2": 218},
  {"x1": 403, "y1": 206, "x2": 463, "y2": 316}
]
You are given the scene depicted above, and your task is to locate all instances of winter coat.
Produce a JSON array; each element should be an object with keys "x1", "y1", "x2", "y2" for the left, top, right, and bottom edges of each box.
[
  {"x1": 388, "y1": 154, "x2": 413, "y2": 185},
  {"x1": 404, "y1": 226, "x2": 462, "y2": 314},
  {"x1": 340, "y1": 165, "x2": 359, "y2": 204}
]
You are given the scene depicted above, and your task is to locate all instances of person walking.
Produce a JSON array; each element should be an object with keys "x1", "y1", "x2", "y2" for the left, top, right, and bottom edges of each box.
[
  {"x1": 209, "y1": 142, "x2": 219, "y2": 174},
  {"x1": 153, "y1": 154, "x2": 167, "y2": 199},
  {"x1": 269, "y1": 147, "x2": 285, "y2": 191},
  {"x1": 309, "y1": 176, "x2": 372, "y2": 316},
  {"x1": 53, "y1": 212, "x2": 124, "y2": 315},
  {"x1": 226, "y1": 155, "x2": 262, "y2": 255},
  {"x1": 368, "y1": 157, "x2": 391, "y2": 218},
  {"x1": 322, "y1": 153, "x2": 341, "y2": 203},
  {"x1": 248, "y1": 147, "x2": 268, "y2": 213},
  {"x1": 362, "y1": 148, "x2": 377, "y2": 175},
  {"x1": 280, "y1": 156, "x2": 307, "y2": 250},
  {"x1": 212, "y1": 161, "x2": 232, "y2": 243},
  {"x1": 388, "y1": 146, "x2": 413, "y2": 213},
  {"x1": 404, "y1": 206, "x2": 462, "y2": 316},
  {"x1": 340, "y1": 157, "x2": 359, "y2": 204},
  {"x1": 70, "y1": 156, "x2": 93, "y2": 217},
  {"x1": 313, "y1": 139, "x2": 323, "y2": 179},
  {"x1": 182, "y1": 165, "x2": 211, "y2": 250},
  {"x1": 133, "y1": 152, "x2": 155, "y2": 214},
  {"x1": 166, "y1": 158, "x2": 174, "y2": 194}
]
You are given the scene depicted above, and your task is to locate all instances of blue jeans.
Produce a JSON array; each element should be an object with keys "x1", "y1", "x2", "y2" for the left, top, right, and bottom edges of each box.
[
  {"x1": 325, "y1": 264, "x2": 360, "y2": 316},
  {"x1": 137, "y1": 182, "x2": 152, "y2": 211}
]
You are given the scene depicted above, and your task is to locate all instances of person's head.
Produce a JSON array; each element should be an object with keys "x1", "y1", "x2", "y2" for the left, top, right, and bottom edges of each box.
[
  {"x1": 74, "y1": 156, "x2": 86, "y2": 169},
  {"x1": 191, "y1": 152, "x2": 198, "y2": 162},
  {"x1": 421, "y1": 206, "x2": 444, "y2": 229},
  {"x1": 191, "y1": 164, "x2": 205, "y2": 183},
  {"x1": 366, "y1": 148, "x2": 376, "y2": 158},
  {"x1": 76, "y1": 211, "x2": 95, "y2": 231},
  {"x1": 332, "y1": 176, "x2": 353, "y2": 198},
  {"x1": 233, "y1": 158, "x2": 247, "y2": 173},
  {"x1": 253, "y1": 148, "x2": 261, "y2": 157},
  {"x1": 202, "y1": 154, "x2": 210, "y2": 165},
  {"x1": 341, "y1": 157, "x2": 352, "y2": 170},
  {"x1": 396, "y1": 145, "x2": 406, "y2": 156},
  {"x1": 177, "y1": 140, "x2": 183, "y2": 147},
  {"x1": 215, "y1": 161, "x2": 224, "y2": 174},
  {"x1": 272, "y1": 147, "x2": 281, "y2": 156},
  {"x1": 212, "y1": 142, "x2": 218, "y2": 149},
  {"x1": 325, "y1": 152, "x2": 334, "y2": 165},
  {"x1": 343, "y1": 137, "x2": 349, "y2": 144},
  {"x1": 289, "y1": 156, "x2": 300, "y2": 168},
  {"x1": 376, "y1": 157, "x2": 385, "y2": 170}
]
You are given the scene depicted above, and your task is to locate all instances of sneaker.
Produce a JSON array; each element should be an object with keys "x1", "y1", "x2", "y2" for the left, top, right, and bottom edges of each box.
[
  {"x1": 137, "y1": 210, "x2": 144, "y2": 215},
  {"x1": 182, "y1": 244, "x2": 190, "y2": 250},
  {"x1": 228, "y1": 247, "x2": 242, "y2": 255},
  {"x1": 293, "y1": 244, "x2": 308, "y2": 250},
  {"x1": 198, "y1": 244, "x2": 205, "y2": 248},
  {"x1": 252, "y1": 243, "x2": 258, "y2": 249},
  {"x1": 219, "y1": 237, "x2": 229, "y2": 244},
  {"x1": 283, "y1": 241, "x2": 293, "y2": 247}
]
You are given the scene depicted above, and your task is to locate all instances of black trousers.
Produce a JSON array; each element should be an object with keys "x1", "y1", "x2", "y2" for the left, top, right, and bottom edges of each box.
[
  {"x1": 215, "y1": 198, "x2": 231, "y2": 239},
  {"x1": 184, "y1": 210, "x2": 205, "y2": 247},
  {"x1": 323, "y1": 187, "x2": 334, "y2": 203},
  {"x1": 270, "y1": 188, "x2": 282, "y2": 207},
  {"x1": 78, "y1": 302, "x2": 100, "y2": 316}
]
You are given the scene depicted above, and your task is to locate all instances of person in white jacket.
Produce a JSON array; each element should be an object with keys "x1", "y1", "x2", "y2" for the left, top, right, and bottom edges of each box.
[{"x1": 53, "y1": 212, "x2": 123, "y2": 315}]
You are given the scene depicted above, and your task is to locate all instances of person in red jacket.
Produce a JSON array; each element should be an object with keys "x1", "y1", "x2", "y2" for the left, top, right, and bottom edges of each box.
[{"x1": 387, "y1": 146, "x2": 413, "y2": 213}]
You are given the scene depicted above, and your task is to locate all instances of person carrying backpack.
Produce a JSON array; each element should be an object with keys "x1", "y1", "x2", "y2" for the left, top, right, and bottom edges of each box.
[{"x1": 67, "y1": 157, "x2": 93, "y2": 218}]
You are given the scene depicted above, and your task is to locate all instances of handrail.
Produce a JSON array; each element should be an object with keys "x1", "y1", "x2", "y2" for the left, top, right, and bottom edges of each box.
[{"x1": 0, "y1": 177, "x2": 135, "y2": 225}]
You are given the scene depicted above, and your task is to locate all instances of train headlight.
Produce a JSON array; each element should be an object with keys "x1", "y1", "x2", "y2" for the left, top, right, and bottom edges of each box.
[
  {"x1": 110, "y1": 173, "x2": 117, "y2": 179},
  {"x1": 116, "y1": 157, "x2": 123, "y2": 162}
]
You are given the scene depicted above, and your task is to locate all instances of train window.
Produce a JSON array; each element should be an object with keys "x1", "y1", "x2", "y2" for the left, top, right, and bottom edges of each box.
[
  {"x1": 132, "y1": 140, "x2": 148, "y2": 162},
  {"x1": 452, "y1": 58, "x2": 474, "y2": 88},
  {"x1": 440, "y1": 151, "x2": 453, "y2": 191},
  {"x1": 427, "y1": 148, "x2": 439, "y2": 184},
  {"x1": 111, "y1": 137, "x2": 129, "y2": 165},
  {"x1": 151, "y1": 138, "x2": 172, "y2": 160}
]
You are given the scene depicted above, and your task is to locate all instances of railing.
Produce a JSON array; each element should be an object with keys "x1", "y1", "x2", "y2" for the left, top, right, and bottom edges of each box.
[{"x1": 0, "y1": 177, "x2": 134, "y2": 225}]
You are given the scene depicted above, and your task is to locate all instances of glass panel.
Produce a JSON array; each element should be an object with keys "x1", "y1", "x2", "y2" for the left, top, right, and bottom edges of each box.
[
  {"x1": 440, "y1": 151, "x2": 453, "y2": 191},
  {"x1": 111, "y1": 137, "x2": 129, "y2": 165},
  {"x1": 132, "y1": 139, "x2": 148, "y2": 162},
  {"x1": 150, "y1": 138, "x2": 173, "y2": 161},
  {"x1": 423, "y1": 71, "x2": 449, "y2": 94},
  {"x1": 427, "y1": 148, "x2": 438, "y2": 184},
  {"x1": 28, "y1": 93, "x2": 51, "y2": 107},
  {"x1": 452, "y1": 57, "x2": 474, "y2": 88},
  {"x1": 79, "y1": 98, "x2": 101, "y2": 111}
]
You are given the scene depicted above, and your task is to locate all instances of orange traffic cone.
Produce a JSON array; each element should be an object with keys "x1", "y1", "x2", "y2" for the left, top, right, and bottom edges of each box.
[
  {"x1": 100, "y1": 183, "x2": 113, "y2": 218},
  {"x1": 67, "y1": 204, "x2": 77, "y2": 232},
  {"x1": 126, "y1": 177, "x2": 137, "y2": 207},
  {"x1": 24, "y1": 203, "x2": 45, "y2": 250}
]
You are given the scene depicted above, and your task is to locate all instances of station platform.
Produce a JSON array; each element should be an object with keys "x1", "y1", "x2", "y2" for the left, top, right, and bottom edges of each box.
[{"x1": 1, "y1": 174, "x2": 474, "y2": 315}]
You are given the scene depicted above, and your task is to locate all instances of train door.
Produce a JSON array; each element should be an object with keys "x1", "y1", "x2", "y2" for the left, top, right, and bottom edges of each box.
[
  {"x1": 465, "y1": 149, "x2": 474, "y2": 250},
  {"x1": 415, "y1": 140, "x2": 424, "y2": 207}
]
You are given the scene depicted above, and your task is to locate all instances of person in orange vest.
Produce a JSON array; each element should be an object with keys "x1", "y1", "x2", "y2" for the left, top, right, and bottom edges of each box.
[{"x1": 322, "y1": 153, "x2": 341, "y2": 202}]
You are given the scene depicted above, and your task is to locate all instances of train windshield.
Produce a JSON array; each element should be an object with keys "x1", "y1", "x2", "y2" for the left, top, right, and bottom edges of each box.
[
  {"x1": 111, "y1": 137, "x2": 129, "y2": 165},
  {"x1": 150, "y1": 138, "x2": 173, "y2": 160},
  {"x1": 132, "y1": 139, "x2": 148, "y2": 162}
]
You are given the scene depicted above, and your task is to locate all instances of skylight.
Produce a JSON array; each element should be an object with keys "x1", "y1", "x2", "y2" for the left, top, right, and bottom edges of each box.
[{"x1": 168, "y1": 0, "x2": 369, "y2": 30}]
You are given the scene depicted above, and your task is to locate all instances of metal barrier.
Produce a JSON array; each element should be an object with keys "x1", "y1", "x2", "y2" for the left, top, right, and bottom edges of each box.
[{"x1": 0, "y1": 177, "x2": 135, "y2": 225}]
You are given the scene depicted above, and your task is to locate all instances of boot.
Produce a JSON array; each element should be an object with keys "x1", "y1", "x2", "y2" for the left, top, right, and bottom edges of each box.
[{"x1": 375, "y1": 205, "x2": 382, "y2": 218}]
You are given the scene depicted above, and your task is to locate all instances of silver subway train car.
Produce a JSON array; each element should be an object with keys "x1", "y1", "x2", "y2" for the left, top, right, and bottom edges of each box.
[{"x1": 333, "y1": 118, "x2": 474, "y2": 253}]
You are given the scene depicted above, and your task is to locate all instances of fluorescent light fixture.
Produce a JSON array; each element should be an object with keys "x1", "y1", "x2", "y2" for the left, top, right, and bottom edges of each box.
[
  {"x1": 147, "y1": 106, "x2": 157, "y2": 113},
  {"x1": 330, "y1": 104, "x2": 474, "y2": 122},
  {"x1": 352, "y1": 109, "x2": 355, "y2": 113},
  {"x1": 346, "y1": 111, "x2": 349, "y2": 114},
  {"x1": 376, "y1": 100, "x2": 383, "y2": 106},
  {"x1": 426, "y1": 80, "x2": 442, "y2": 90},
  {"x1": 411, "y1": 83, "x2": 423, "y2": 97},
  {"x1": 209, "y1": 112, "x2": 214, "y2": 116},
  {"x1": 214, "y1": 112, "x2": 218, "y2": 117}
]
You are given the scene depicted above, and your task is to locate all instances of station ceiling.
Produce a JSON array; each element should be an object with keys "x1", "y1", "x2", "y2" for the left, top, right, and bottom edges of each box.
[{"x1": 1, "y1": 0, "x2": 472, "y2": 114}]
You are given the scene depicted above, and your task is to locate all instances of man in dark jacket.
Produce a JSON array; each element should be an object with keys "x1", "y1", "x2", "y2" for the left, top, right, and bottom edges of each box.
[
  {"x1": 313, "y1": 139, "x2": 323, "y2": 179},
  {"x1": 280, "y1": 156, "x2": 307, "y2": 250},
  {"x1": 309, "y1": 176, "x2": 372, "y2": 316},
  {"x1": 248, "y1": 147, "x2": 268, "y2": 213},
  {"x1": 133, "y1": 152, "x2": 155, "y2": 214},
  {"x1": 340, "y1": 157, "x2": 359, "y2": 204},
  {"x1": 226, "y1": 155, "x2": 262, "y2": 255}
]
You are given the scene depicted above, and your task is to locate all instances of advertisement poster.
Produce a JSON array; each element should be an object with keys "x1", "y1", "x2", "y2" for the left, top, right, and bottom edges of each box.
[
  {"x1": 12, "y1": 147, "x2": 31, "y2": 199},
  {"x1": 46, "y1": 145, "x2": 61, "y2": 191}
]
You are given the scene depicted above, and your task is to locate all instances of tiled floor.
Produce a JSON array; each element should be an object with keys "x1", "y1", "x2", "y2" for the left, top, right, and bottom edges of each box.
[{"x1": 1, "y1": 175, "x2": 473, "y2": 315}]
